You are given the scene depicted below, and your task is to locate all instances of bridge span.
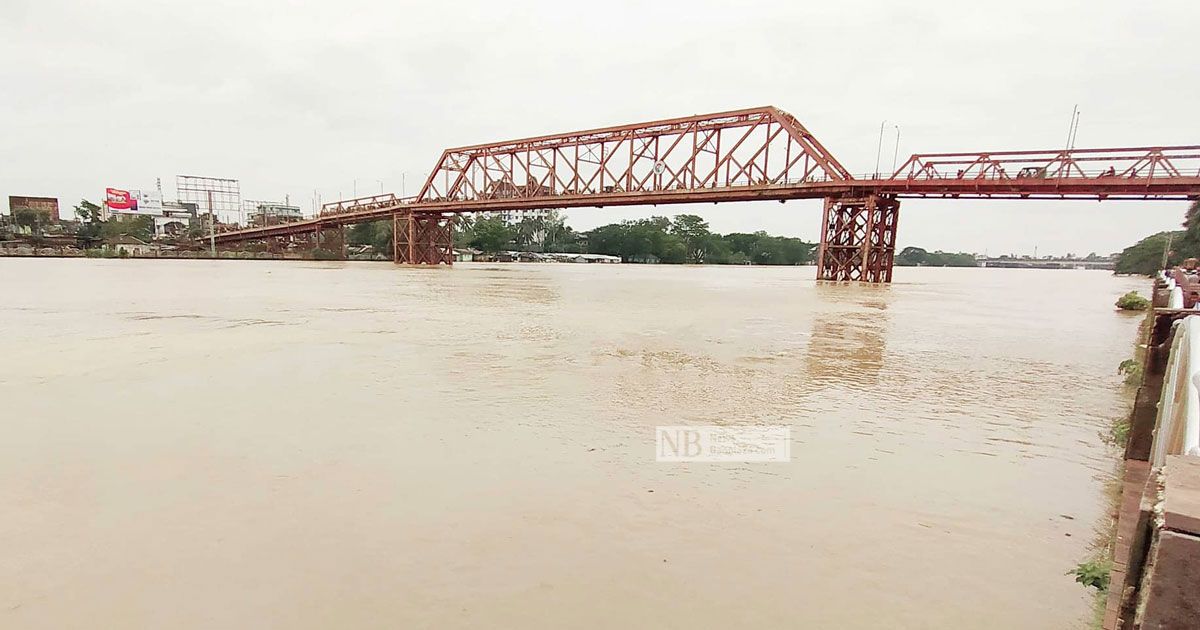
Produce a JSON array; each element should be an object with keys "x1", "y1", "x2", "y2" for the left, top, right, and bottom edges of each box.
[{"x1": 206, "y1": 106, "x2": 1200, "y2": 282}]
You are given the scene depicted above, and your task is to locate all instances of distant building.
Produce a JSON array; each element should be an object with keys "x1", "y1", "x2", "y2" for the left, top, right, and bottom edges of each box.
[
  {"x1": 487, "y1": 208, "x2": 551, "y2": 226},
  {"x1": 154, "y1": 202, "x2": 200, "y2": 238},
  {"x1": 248, "y1": 203, "x2": 303, "y2": 227},
  {"x1": 454, "y1": 248, "x2": 480, "y2": 262},
  {"x1": 104, "y1": 235, "x2": 155, "y2": 256},
  {"x1": 8, "y1": 196, "x2": 60, "y2": 223}
]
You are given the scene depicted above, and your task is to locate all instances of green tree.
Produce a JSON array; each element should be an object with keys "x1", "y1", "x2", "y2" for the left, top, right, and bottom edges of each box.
[
  {"x1": 347, "y1": 219, "x2": 394, "y2": 255},
  {"x1": 541, "y1": 211, "x2": 577, "y2": 252},
  {"x1": 1180, "y1": 199, "x2": 1200, "y2": 254},
  {"x1": 895, "y1": 246, "x2": 976, "y2": 267},
  {"x1": 670, "y1": 214, "x2": 712, "y2": 263},
  {"x1": 74, "y1": 199, "x2": 103, "y2": 223},
  {"x1": 1114, "y1": 231, "x2": 1181, "y2": 275},
  {"x1": 453, "y1": 214, "x2": 476, "y2": 245},
  {"x1": 348, "y1": 220, "x2": 380, "y2": 247},
  {"x1": 777, "y1": 237, "x2": 815, "y2": 265},
  {"x1": 514, "y1": 217, "x2": 545, "y2": 251},
  {"x1": 100, "y1": 215, "x2": 154, "y2": 241},
  {"x1": 73, "y1": 199, "x2": 105, "y2": 244},
  {"x1": 896, "y1": 246, "x2": 929, "y2": 266},
  {"x1": 12, "y1": 207, "x2": 47, "y2": 234},
  {"x1": 469, "y1": 217, "x2": 515, "y2": 252}
]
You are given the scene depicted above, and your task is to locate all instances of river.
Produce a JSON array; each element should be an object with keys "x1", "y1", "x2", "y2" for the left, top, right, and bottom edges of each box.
[{"x1": 0, "y1": 258, "x2": 1146, "y2": 629}]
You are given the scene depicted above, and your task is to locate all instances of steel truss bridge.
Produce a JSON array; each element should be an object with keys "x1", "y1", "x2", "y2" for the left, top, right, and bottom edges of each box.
[{"x1": 207, "y1": 106, "x2": 1200, "y2": 281}]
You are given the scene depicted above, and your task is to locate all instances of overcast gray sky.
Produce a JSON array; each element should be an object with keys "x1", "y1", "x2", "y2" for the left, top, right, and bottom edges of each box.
[{"x1": 2, "y1": 0, "x2": 1197, "y2": 256}]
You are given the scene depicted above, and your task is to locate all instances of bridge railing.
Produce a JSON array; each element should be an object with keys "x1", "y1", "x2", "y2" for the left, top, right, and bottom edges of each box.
[
  {"x1": 319, "y1": 193, "x2": 417, "y2": 217},
  {"x1": 890, "y1": 146, "x2": 1200, "y2": 182},
  {"x1": 1154, "y1": 312, "x2": 1200, "y2": 465},
  {"x1": 1155, "y1": 319, "x2": 1197, "y2": 462}
]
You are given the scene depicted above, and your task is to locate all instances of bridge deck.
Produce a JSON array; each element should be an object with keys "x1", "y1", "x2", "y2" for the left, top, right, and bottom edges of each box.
[{"x1": 210, "y1": 175, "x2": 1200, "y2": 244}]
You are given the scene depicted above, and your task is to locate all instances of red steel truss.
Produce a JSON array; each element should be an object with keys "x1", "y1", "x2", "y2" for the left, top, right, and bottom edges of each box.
[
  {"x1": 878, "y1": 146, "x2": 1200, "y2": 199},
  {"x1": 393, "y1": 212, "x2": 453, "y2": 265},
  {"x1": 414, "y1": 106, "x2": 852, "y2": 206},
  {"x1": 818, "y1": 195, "x2": 899, "y2": 282},
  {"x1": 203, "y1": 106, "x2": 1200, "y2": 282}
]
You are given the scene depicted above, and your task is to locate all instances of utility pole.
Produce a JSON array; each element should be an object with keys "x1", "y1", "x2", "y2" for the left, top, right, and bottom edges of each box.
[{"x1": 207, "y1": 190, "x2": 216, "y2": 256}]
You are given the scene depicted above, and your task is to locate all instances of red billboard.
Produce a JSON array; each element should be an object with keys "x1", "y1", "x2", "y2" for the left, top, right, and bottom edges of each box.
[{"x1": 106, "y1": 188, "x2": 137, "y2": 210}]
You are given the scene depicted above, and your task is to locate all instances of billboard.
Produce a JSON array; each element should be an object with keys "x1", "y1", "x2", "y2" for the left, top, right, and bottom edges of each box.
[
  {"x1": 105, "y1": 188, "x2": 163, "y2": 216},
  {"x1": 132, "y1": 189, "x2": 163, "y2": 214},
  {"x1": 8, "y1": 196, "x2": 60, "y2": 222},
  {"x1": 106, "y1": 188, "x2": 135, "y2": 210},
  {"x1": 176, "y1": 175, "x2": 241, "y2": 225}
]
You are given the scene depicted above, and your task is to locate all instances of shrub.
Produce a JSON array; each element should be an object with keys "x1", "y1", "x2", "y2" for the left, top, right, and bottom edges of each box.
[
  {"x1": 1118, "y1": 358, "x2": 1142, "y2": 385},
  {"x1": 1115, "y1": 291, "x2": 1150, "y2": 311},
  {"x1": 1071, "y1": 560, "x2": 1111, "y2": 591}
]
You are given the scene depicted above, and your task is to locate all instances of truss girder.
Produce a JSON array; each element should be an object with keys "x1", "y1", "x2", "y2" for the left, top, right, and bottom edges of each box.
[{"x1": 415, "y1": 106, "x2": 853, "y2": 204}]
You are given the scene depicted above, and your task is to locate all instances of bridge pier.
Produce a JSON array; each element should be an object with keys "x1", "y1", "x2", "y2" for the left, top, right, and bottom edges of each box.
[
  {"x1": 393, "y1": 211, "x2": 454, "y2": 265},
  {"x1": 817, "y1": 194, "x2": 899, "y2": 283}
]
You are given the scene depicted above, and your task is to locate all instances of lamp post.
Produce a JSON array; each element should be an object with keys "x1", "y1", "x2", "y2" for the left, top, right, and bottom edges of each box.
[
  {"x1": 874, "y1": 119, "x2": 888, "y2": 178},
  {"x1": 891, "y1": 125, "x2": 901, "y2": 175}
]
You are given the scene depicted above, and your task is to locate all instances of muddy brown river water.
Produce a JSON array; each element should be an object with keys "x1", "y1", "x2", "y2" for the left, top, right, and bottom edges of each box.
[{"x1": 0, "y1": 259, "x2": 1146, "y2": 628}]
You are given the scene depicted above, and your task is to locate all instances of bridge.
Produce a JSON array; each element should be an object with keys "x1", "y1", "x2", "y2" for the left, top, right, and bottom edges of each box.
[{"x1": 207, "y1": 106, "x2": 1200, "y2": 282}]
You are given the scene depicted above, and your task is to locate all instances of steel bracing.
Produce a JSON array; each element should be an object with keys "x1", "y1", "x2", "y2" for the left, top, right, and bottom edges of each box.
[
  {"x1": 203, "y1": 105, "x2": 1200, "y2": 281},
  {"x1": 393, "y1": 212, "x2": 453, "y2": 265},
  {"x1": 818, "y1": 195, "x2": 899, "y2": 283}
]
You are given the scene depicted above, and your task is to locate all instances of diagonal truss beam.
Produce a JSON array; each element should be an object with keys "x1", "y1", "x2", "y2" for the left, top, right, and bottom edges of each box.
[{"x1": 415, "y1": 106, "x2": 854, "y2": 204}]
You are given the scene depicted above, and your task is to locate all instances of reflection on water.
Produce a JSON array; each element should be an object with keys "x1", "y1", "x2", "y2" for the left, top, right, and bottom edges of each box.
[
  {"x1": 0, "y1": 259, "x2": 1145, "y2": 629},
  {"x1": 806, "y1": 305, "x2": 888, "y2": 385}
]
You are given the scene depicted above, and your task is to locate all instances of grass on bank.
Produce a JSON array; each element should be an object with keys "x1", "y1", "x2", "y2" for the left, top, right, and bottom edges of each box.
[{"x1": 1073, "y1": 310, "x2": 1151, "y2": 628}]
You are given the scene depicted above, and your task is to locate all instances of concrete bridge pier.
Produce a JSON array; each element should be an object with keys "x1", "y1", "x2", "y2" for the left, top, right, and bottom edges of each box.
[
  {"x1": 816, "y1": 194, "x2": 899, "y2": 282},
  {"x1": 392, "y1": 211, "x2": 454, "y2": 265}
]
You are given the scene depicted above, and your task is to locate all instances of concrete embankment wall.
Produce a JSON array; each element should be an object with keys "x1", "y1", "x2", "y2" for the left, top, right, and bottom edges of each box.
[{"x1": 1104, "y1": 277, "x2": 1200, "y2": 629}]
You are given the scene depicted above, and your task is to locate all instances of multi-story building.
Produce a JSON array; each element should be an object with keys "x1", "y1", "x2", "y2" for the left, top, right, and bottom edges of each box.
[
  {"x1": 490, "y1": 208, "x2": 552, "y2": 226},
  {"x1": 247, "y1": 203, "x2": 303, "y2": 227}
]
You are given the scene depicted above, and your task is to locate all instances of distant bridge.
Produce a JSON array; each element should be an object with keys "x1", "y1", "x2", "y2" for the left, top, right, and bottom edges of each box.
[
  {"x1": 205, "y1": 106, "x2": 1200, "y2": 281},
  {"x1": 978, "y1": 258, "x2": 1115, "y2": 270}
]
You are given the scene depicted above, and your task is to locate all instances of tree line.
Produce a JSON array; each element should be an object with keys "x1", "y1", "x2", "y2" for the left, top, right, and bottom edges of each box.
[
  {"x1": 350, "y1": 212, "x2": 819, "y2": 265},
  {"x1": 1114, "y1": 200, "x2": 1200, "y2": 275},
  {"x1": 895, "y1": 247, "x2": 977, "y2": 267}
]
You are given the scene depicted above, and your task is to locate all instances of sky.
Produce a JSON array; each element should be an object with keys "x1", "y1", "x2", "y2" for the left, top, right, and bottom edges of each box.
[{"x1": 1, "y1": 0, "x2": 1197, "y2": 257}]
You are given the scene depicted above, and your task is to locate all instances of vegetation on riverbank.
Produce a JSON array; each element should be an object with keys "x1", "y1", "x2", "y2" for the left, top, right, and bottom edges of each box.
[
  {"x1": 1073, "y1": 312, "x2": 1152, "y2": 628},
  {"x1": 347, "y1": 212, "x2": 978, "y2": 266},
  {"x1": 351, "y1": 212, "x2": 816, "y2": 264},
  {"x1": 895, "y1": 247, "x2": 977, "y2": 267},
  {"x1": 1115, "y1": 291, "x2": 1151, "y2": 311},
  {"x1": 1115, "y1": 200, "x2": 1200, "y2": 275}
]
